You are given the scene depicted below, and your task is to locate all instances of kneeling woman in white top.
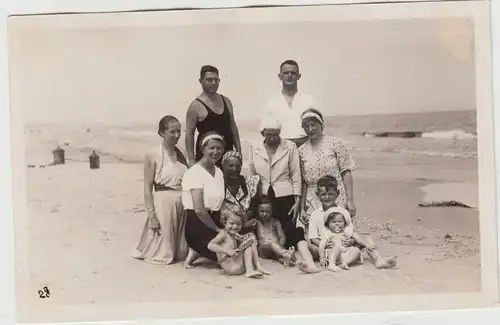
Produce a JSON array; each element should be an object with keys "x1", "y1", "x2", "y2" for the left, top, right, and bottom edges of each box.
[{"x1": 183, "y1": 131, "x2": 227, "y2": 268}]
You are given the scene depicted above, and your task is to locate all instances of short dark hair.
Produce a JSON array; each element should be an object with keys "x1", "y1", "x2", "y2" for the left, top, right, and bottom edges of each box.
[
  {"x1": 157, "y1": 115, "x2": 179, "y2": 137},
  {"x1": 325, "y1": 212, "x2": 345, "y2": 227},
  {"x1": 200, "y1": 65, "x2": 219, "y2": 79},
  {"x1": 316, "y1": 175, "x2": 339, "y2": 193},
  {"x1": 199, "y1": 131, "x2": 226, "y2": 150},
  {"x1": 258, "y1": 195, "x2": 273, "y2": 207},
  {"x1": 280, "y1": 60, "x2": 299, "y2": 72}
]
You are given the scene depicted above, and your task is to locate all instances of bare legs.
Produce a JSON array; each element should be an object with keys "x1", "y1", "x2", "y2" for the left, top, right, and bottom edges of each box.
[
  {"x1": 296, "y1": 240, "x2": 321, "y2": 274},
  {"x1": 183, "y1": 248, "x2": 199, "y2": 269},
  {"x1": 353, "y1": 233, "x2": 398, "y2": 269},
  {"x1": 327, "y1": 247, "x2": 361, "y2": 272},
  {"x1": 259, "y1": 243, "x2": 295, "y2": 267},
  {"x1": 250, "y1": 241, "x2": 272, "y2": 275}
]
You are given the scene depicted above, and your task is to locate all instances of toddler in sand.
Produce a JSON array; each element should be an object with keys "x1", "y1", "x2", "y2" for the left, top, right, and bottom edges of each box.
[
  {"x1": 319, "y1": 208, "x2": 360, "y2": 271},
  {"x1": 207, "y1": 209, "x2": 271, "y2": 278},
  {"x1": 309, "y1": 175, "x2": 398, "y2": 269},
  {"x1": 255, "y1": 196, "x2": 296, "y2": 267}
]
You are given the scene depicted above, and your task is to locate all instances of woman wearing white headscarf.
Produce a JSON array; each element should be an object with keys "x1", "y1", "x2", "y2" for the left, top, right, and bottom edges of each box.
[
  {"x1": 298, "y1": 108, "x2": 357, "y2": 226},
  {"x1": 182, "y1": 131, "x2": 226, "y2": 268},
  {"x1": 248, "y1": 117, "x2": 320, "y2": 273}
]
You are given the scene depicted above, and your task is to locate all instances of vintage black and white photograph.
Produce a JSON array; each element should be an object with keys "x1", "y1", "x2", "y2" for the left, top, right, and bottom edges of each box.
[{"x1": 7, "y1": 1, "x2": 498, "y2": 323}]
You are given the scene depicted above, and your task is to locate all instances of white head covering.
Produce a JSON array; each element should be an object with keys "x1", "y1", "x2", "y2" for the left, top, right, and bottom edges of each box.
[
  {"x1": 301, "y1": 110, "x2": 324, "y2": 125},
  {"x1": 323, "y1": 207, "x2": 353, "y2": 237},
  {"x1": 259, "y1": 115, "x2": 282, "y2": 132},
  {"x1": 201, "y1": 133, "x2": 224, "y2": 147}
]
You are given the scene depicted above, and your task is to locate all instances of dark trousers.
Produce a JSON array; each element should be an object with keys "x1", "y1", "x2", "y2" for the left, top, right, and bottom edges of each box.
[
  {"x1": 184, "y1": 209, "x2": 222, "y2": 262},
  {"x1": 267, "y1": 186, "x2": 305, "y2": 249}
]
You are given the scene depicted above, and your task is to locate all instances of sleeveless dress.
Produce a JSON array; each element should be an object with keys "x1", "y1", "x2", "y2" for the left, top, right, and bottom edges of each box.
[
  {"x1": 194, "y1": 95, "x2": 236, "y2": 162},
  {"x1": 133, "y1": 144, "x2": 189, "y2": 265}
]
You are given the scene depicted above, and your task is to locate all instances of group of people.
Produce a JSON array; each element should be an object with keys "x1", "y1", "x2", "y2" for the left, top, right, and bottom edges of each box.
[{"x1": 132, "y1": 60, "x2": 397, "y2": 278}]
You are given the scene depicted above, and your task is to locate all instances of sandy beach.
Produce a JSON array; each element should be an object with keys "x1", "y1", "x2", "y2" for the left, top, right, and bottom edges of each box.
[{"x1": 20, "y1": 119, "x2": 480, "y2": 309}]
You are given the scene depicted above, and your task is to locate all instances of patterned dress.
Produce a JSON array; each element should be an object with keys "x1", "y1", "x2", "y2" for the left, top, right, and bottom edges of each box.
[
  {"x1": 222, "y1": 175, "x2": 261, "y2": 218},
  {"x1": 298, "y1": 136, "x2": 356, "y2": 226}
]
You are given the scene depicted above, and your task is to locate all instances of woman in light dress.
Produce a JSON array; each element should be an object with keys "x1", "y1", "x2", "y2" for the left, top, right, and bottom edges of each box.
[
  {"x1": 298, "y1": 108, "x2": 357, "y2": 226},
  {"x1": 133, "y1": 115, "x2": 189, "y2": 265}
]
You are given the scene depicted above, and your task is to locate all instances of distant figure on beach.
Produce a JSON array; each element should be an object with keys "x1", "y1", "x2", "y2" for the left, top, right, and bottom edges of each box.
[
  {"x1": 255, "y1": 195, "x2": 296, "y2": 267},
  {"x1": 262, "y1": 60, "x2": 317, "y2": 148},
  {"x1": 182, "y1": 131, "x2": 226, "y2": 268},
  {"x1": 133, "y1": 115, "x2": 189, "y2": 265},
  {"x1": 298, "y1": 108, "x2": 357, "y2": 230},
  {"x1": 318, "y1": 208, "x2": 361, "y2": 272},
  {"x1": 208, "y1": 208, "x2": 271, "y2": 278},
  {"x1": 220, "y1": 151, "x2": 261, "y2": 234},
  {"x1": 248, "y1": 117, "x2": 320, "y2": 274},
  {"x1": 309, "y1": 175, "x2": 398, "y2": 269},
  {"x1": 185, "y1": 65, "x2": 242, "y2": 167}
]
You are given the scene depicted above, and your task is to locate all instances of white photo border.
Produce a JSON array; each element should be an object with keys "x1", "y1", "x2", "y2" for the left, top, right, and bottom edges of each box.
[{"x1": 1, "y1": 0, "x2": 499, "y2": 324}]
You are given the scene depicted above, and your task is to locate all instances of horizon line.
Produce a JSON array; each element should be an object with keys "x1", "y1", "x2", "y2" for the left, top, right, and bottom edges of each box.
[{"x1": 24, "y1": 108, "x2": 476, "y2": 127}]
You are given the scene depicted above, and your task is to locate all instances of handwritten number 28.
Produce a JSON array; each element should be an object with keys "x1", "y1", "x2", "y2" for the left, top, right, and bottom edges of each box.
[{"x1": 38, "y1": 287, "x2": 50, "y2": 299}]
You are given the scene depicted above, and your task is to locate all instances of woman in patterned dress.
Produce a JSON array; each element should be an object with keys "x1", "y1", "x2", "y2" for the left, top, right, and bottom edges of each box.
[
  {"x1": 220, "y1": 151, "x2": 261, "y2": 234},
  {"x1": 297, "y1": 108, "x2": 357, "y2": 228}
]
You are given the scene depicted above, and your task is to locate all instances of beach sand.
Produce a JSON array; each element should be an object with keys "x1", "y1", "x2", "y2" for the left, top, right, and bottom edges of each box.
[{"x1": 21, "y1": 137, "x2": 480, "y2": 309}]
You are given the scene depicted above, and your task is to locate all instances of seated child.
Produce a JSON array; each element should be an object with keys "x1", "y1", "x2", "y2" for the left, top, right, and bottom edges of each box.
[
  {"x1": 255, "y1": 196, "x2": 296, "y2": 267},
  {"x1": 309, "y1": 175, "x2": 398, "y2": 269},
  {"x1": 319, "y1": 208, "x2": 361, "y2": 271},
  {"x1": 207, "y1": 208, "x2": 271, "y2": 278}
]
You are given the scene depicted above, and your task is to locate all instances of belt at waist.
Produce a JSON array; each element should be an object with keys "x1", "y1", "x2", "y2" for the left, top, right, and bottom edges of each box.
[
  {"x1": 185, "y1": 208, "x2": 217, "y2": 214},
  {"x1": 153, "y1": 182, "x2": 177, "y2": 192}
]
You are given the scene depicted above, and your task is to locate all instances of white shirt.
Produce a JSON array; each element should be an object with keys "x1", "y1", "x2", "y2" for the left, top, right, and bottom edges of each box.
[
  {"x1": 181, "y1": 164, "x2": 225, "y2": 211},
  {"x1": 307, "y1": 206, "x2": 351, "y2": 241},
  {"x1": 263, "y1": 91, "x2": 317, "y2": 139}
]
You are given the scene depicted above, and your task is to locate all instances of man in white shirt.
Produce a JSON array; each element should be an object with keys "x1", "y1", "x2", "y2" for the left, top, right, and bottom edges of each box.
[{"x1": 262, "y1": 60, "x2": 317, "y2": 148}]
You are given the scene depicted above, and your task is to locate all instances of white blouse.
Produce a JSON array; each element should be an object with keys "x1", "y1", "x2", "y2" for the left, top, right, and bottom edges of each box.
[{"x1": 181, "y1": 164, "x2": 225, "y2": 211}]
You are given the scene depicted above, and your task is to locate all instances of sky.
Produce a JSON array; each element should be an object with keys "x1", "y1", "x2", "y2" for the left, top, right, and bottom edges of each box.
[{"x1": 8, "y1": 13, "x2": 475, "y2": 125}]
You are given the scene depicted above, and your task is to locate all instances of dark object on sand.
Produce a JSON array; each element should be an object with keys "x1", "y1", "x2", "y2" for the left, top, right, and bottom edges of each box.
[
  {"x1": 52, "y1": 146, "x2": 65, "y2": 165},
  {"x1": 444, "y1": 234, "x2": 452, "y2": 240},
  {"x1": 418, "y1": 201, "x2": 472, "y2": 208},
  {"x1": 89, "y1": 151, "x2": 100, "y2": 169},
  {"x1": 362, "y1": 131, "x2": 423, "y2": 138}
]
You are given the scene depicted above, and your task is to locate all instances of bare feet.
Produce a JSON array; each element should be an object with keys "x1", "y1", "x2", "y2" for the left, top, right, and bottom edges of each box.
[
  {"x1": 298, "y1": 263, "x2": 321, "y2": 274},
  {"x1": 184, "y1": 248, "x2": 199, "y2": 269},
  {"x1": 245, "y1": 271, "x2": 263, "y2": 279},
  {"x1": 328, "y1": 265, "x2": 341, "y2": 272},
  {"x1": 340, "y1": 264, "x2": 350, "y2": 270},
  {"x1": 375, "y1": 256, "x2": 398, "y2": 269},
  {"x1": 283, "y1": 250, "x2": 293, "y2": 267},
  {"x1": 257, "y1": 266, "x2": 272, "y2": 275}
]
